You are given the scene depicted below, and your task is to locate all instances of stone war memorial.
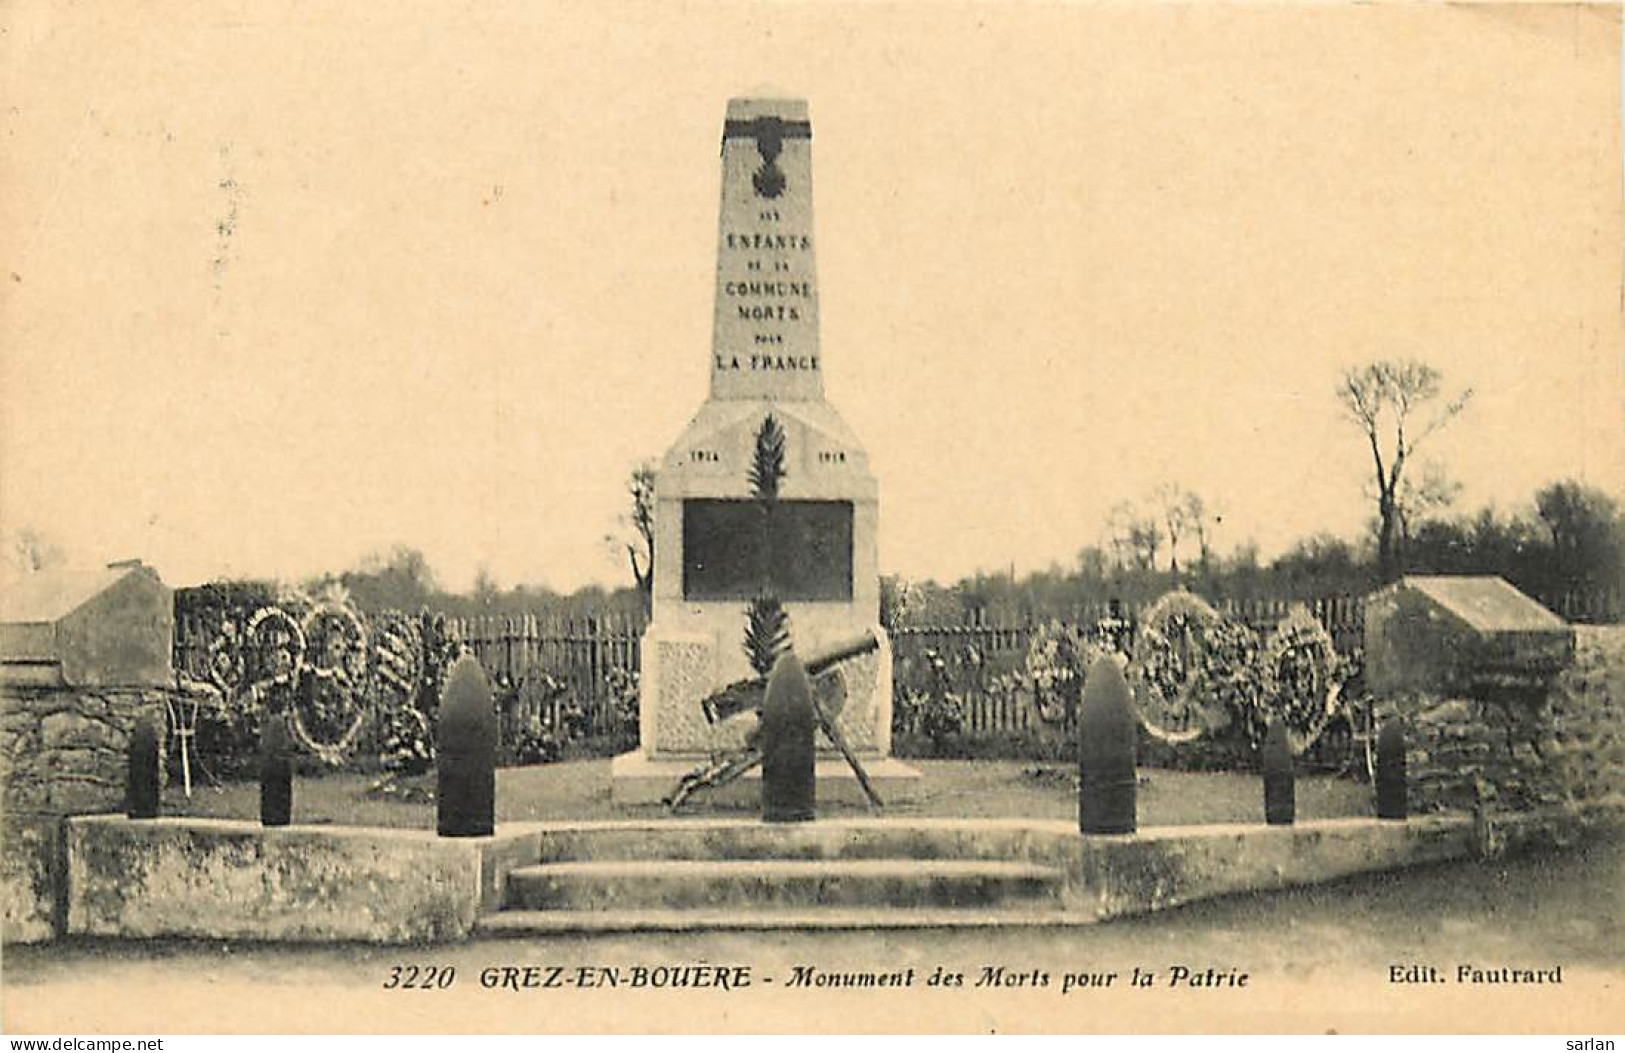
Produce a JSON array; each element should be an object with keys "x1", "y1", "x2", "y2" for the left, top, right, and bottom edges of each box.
[
  {"x1": 610, "y1": 97, "x2": 920, "y2": 807},
  {"x1": 1, "y1": 97, "x2": 1622, "y2": 956}
]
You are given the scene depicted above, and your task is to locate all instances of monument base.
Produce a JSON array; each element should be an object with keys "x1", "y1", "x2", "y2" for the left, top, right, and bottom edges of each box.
[{"x1": 610, "y1": 750, "x2": 923, "y2": 808}]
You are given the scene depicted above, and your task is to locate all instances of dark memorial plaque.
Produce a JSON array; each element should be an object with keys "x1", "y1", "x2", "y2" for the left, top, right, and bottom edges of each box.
[
  {"x1": 683, "y1": 499, "x2": 853, "y2": 602},
  {"x1": 770, "y1": 500, "x2": 852, "y2": 600},
  {"x1": 682, "y1": 500, "x2": 766, "y2": 597}
]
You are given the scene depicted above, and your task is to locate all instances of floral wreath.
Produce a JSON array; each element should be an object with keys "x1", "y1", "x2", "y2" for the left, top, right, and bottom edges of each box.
[
  {"x1": 1257, "y1": 606, "x2": 1346, "y2": 755},
  {"x1": 1127, "y1": 590, "x2": 1246, "y2": 745},
  {"x1": 287, "y1": 600, "x2": 372, "y2": 765},
  {"x1": 1024, "y1": 620, "x2": 1081, "y2": 726},
  {"x1": 205, "y1": 598, "x2": 374, "y2": 766},
  {"x1": 373, "y1": 612, "x2": 455, "y2": 772},
  {"x1": 370, "y1": 612, "x2": 425, "y2": 704},
  {"x1": 207, "y1": 605, "x2": 304, "y2": 698}
]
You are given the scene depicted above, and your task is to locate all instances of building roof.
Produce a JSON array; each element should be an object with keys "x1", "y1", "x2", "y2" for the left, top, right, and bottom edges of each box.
[
  {"x1": 1401, "y1": 575, "x2": 1566, "y2": 632},
  {"x1": 0, "y1": 562, "x2": 148, "y2": 624}
]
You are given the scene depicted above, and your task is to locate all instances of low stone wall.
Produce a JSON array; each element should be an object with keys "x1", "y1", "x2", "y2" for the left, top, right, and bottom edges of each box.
[
  {"x1": 0, "y1": 813, "x2": 64, "y2": 944},
  {"x1": 1, "y1": 685, "x2": 168, "y2": 943},
  {"x1": 1, "y1": 686, "x2": 167, "y2": 814},
  {"x1": 66, "y1": 817, "x2": 537, "y2": 944},
  {"x1": 1399, "y1": 626, "x2": 1625, "y2": 814},
  {"x1": 1062, "y1": 816, "x2": 1474, "y2": 919},
  {"x1": 48, "y1": 813, "x2": 1509, "y2": 940}
]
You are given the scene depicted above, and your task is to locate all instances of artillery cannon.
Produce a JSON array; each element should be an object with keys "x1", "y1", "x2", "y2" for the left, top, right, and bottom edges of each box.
[
  {"x1": 699, "y1": 632, "x2": 881, "y2": 724},
  {"x1": 665, "y1": 631, "x2": 884, "y2": 811}
]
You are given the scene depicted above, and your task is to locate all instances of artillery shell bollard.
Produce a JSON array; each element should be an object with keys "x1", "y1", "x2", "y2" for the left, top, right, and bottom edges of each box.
[
  {"x1": 1078, "y1": 656, "x2": 1137, "y2": 835},
  {"x1": 260, "y1": 713, "x2": 294, "y2": 827},
  {"x1": 125, "y1": 717, "x2": 161, "y2": 820},
  {"x1": 761, "y1": 652, "x2": 816, "y2": 823},
  {"x1": 437, "y1": 654, "x2": 498, "y2": 837},
  {"x1": 1375, "y1": 719, "x2": 1408, "y2": 821},
  {"x1": 1262, "y1": 717, "x2": 1295, "y2": 826}
]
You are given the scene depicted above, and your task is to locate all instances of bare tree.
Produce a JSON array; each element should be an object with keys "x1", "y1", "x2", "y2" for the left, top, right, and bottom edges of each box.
[
  {"x1": 1151, "y1": 484, "x2": 1190, "y2": 578},
  {"x1": 1106, "y1": 501, "x2": 1163, "y2": 572},
  {"x1": 1187, "y1": 493, "x2": 1219, "y2": 576},
  {"x1": 1151, "y1": 484, "x2": 1215, "y2": 579},
  {"x1": 622, "y1": 462, "x2": 656, "y2": 614},
  {"x1": 1128, "y1": 519, "x2": 1164, "y2": 572},
  {"x1": 1337, "y1": 359, "x2": 1472, "y2": 581},
  {"x1": 1104, "y1": 502, "x2": 1137, "y2": 572}
]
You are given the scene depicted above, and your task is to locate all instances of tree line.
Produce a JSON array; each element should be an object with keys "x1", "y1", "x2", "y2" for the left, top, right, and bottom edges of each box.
[
  {"x1": 886, "y1": 474, "x2": 1622, "y2": 627},
  {"x1": 275, "y1": 360, "x2": 1625, "y2": 625},
  {"x1": 13, "y1": 358, "x2": 1615, "y2": 628}
]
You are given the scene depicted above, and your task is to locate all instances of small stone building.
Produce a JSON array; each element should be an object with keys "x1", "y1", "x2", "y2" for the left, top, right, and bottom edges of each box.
[
  {"x1": 1364, "y1": 575, "x2": 1622, "y2": 816},
  {"x1": 1, "y1": 559, "x2": 173, "y2": 943}
]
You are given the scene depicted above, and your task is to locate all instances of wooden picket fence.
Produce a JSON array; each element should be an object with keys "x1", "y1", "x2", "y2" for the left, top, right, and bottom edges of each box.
[
  {"x1": 171, "y1": 585, "x2": 1616, "y2": 760},
  {"x1": 891, "y1": 595, "x2": 1368, "y2": 728},
  {"x1": 435, "y1": 596, "x2": 1374, "y2": 750},
  {"x1": 448, "y1": 588, "x2": 1614, "y2": 743},
  {"x1": 1544, "y1": 587, "x2": 1623, "y2": 625},
  {"x1": 444, "y1": 613, "x2": 642, "y2": 741}
]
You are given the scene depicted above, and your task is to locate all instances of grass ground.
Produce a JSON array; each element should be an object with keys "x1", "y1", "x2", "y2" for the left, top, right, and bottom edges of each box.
[
  {"x1": 5, "y1": 834, "x2": 1620, "y2": 1033},
  {"x1": 161, "y1": 758, "x2": 1374, "y2": 828}
]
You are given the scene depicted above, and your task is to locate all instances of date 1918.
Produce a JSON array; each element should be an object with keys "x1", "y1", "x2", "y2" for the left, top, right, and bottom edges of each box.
[{"x1": 383, "y1": 965, "x2": 457, "y2": 990}]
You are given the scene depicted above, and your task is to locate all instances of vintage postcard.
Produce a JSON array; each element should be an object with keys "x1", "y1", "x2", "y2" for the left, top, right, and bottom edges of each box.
[{"x1": 2, "y1": 0, "x2": 1622, "y2": 1037}]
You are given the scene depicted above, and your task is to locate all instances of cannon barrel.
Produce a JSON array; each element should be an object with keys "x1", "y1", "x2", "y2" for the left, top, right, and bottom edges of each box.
[
  {"x1": 701, "y1": 630, "x2": 880, "y2": 724},
  {"x1": 804, "y1": 631, "x2": 881, "y2": 677}
]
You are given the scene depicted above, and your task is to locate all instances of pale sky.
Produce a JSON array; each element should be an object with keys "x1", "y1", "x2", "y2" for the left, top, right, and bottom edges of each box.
[{"x1": 3, "y1": 2, "x2": 1622, "y2": 593}]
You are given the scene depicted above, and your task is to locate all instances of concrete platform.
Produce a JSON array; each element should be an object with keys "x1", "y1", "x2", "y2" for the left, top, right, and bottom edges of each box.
[{"x1": 610, "y1": 750, "x2": 923, "y2": 807}]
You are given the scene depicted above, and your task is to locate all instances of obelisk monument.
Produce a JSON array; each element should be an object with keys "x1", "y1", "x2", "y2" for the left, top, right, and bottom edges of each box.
[{"x1": 611, "y1": 97, "x2": 918, "y2": 804}]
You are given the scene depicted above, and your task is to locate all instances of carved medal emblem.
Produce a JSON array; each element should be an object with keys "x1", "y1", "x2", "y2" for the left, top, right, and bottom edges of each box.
[{"x1": 752, "y1": 122, "x2": 788, "y2": 199}]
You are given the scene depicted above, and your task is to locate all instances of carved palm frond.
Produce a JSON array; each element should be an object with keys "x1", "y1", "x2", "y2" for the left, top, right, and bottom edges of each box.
[
  {"x1": 748, "y1": 414, "x2": 787, "y2": 500},
  {"x1": 743, "y1": 594, "x2": 791, "y2": 678}
]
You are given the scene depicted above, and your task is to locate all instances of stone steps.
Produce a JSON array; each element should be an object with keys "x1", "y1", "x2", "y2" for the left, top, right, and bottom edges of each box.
[
  {"x1": 503, "y1": 858, "x2": 1066, "y2": 912},
  {"x1": 470, "y1": 815, "x2": 1485, "y2": 935},
  {"x1": 478, "y1": 906, "x2": 1083, "y2": 935},
  {"x1": 533, "y1": 821, "x2": 1059, "y2": 864}
]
